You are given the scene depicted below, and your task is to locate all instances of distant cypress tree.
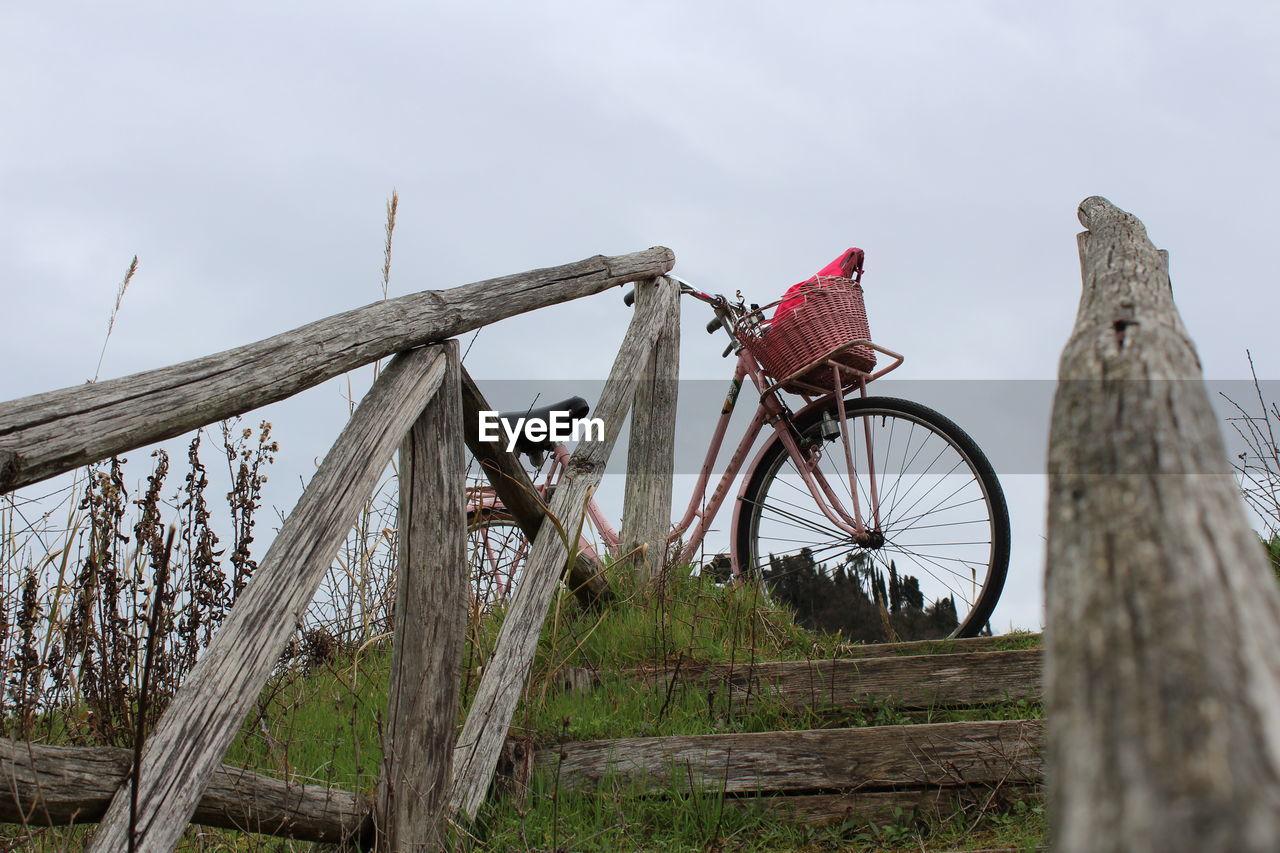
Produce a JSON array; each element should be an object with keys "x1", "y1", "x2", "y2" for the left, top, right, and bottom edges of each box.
[{"x1": 761, "y1": 551, "x2": 958, "y2": 641}]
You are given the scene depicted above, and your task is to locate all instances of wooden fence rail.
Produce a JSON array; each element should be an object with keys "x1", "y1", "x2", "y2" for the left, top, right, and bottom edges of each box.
[
  {"x1": 1045, "y1": 197, "x2": 1280, "y2": 852},
  {"x1": 543, "y1": 719, "x2": 1044, "y2": 793},
  {"x1": 374, "y1": 342, "x2": 466, "y2": 851},
  {"x1": 0, "y1": 247, "x2": 674, "y2": 492},
  {"x1": 651, "y1": 648, "x2": 1042, "y2": 712},
  {"x1": 15, "y1": 196, "x2": 1278, "y2": 852}
]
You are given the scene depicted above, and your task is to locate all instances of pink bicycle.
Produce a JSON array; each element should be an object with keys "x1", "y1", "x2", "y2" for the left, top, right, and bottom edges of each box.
[{"x1": 467, "y1": 252, "x2": 1010, "y2": 639}]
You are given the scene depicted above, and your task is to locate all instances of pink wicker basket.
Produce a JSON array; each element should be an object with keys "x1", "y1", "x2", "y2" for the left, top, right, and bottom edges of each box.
[{"x1": 740, "y1": 276, "x2": 876, "y2": 393}]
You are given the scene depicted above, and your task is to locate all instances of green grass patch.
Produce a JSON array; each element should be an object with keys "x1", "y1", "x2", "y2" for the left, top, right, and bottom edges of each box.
[
  {"x1": 457, "y1": 766, "x2": 1046, "y2": 852},
  {"x1": 4, "y1": 567, "x2": 1045, "y2": 850}
]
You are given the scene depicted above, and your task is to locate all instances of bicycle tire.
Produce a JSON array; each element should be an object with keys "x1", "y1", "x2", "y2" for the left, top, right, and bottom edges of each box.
[
  {"x1": 734, "y1": 396, "x2": 1010, "y2": 640},
  {"x1": 466, "y1": 510, "x2": 528, "y2": 610}
]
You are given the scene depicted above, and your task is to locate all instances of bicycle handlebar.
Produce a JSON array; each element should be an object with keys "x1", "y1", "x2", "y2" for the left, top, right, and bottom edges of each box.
[{"x1": 624, "y1": 277, "x2": 743, "y2": 345}]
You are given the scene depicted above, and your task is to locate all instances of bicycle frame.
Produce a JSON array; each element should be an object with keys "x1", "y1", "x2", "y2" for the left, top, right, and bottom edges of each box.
[
  {"x1": 668, "y1": 343, "x2": 904, "y2": 575},
  {"x1": 466, "y1": 281, "x2": 907, "y2": 578},
  {"x1": 466, "y1": 276, "x2": 1011, "y2": 639}
]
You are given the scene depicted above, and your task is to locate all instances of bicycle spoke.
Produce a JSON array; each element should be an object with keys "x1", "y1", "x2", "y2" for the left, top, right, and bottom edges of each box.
[
  {"x1": 878, "y1": 420, "x2": 936, "y2": 520},
  {"x1": 747, "y1": 489, "x2": 849, "y2": 535},
  {"x1": 884, "y1": 494, "x2": 989, "y2": 531},
  {"x1": 885, "y1": 516, "x2": 993, "y2": 533},
  {"x1": 867, "y1": 547, "x2": 976, "y2": 608},
  {"x1": 740, "y1": 398, "x2": 1008, "y2": 640},
  {"x1": 881, "y1": 542, "x2": 989, "y2": 573},
  {"x1": 877, "y1": 418, "x2": 924, "y2": 519},
  {"x1": 468, "y1": 518, "x2": 528, "y2": 609},
  {"x1": 757, "y1": 534, "x2": 846, "y2": 546},
  {"x1": 882, "y1": 452, "x2": 964, "y2": 527},
  {"x1": 744, "y1": 540, "x2": 857, "y2": 576}
]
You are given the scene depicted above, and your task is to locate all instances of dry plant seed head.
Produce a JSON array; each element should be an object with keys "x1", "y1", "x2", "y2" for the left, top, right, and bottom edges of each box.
[
  {"x1": 221, "y1": 419, "x2": 277, "y2": 598},
  {"x1": 2, "y1": 419, "x2": 283, "y2": 751},
  {"x1": 382, "y1": 189, "x2": 398, "y2": 301},
  {"x1": 93, "y1": 254, "x2": 139, "y2": 383},
  {"x1": 14, "y1": 565, "x2": 42, "y2": 737}
]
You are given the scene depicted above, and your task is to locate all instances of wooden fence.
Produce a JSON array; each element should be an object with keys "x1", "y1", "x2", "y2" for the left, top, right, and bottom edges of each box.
[
  {"x1": 534, "y1": 636, "x2": 1045, "y2": 827},
  {"x1": 1045, "y1": 197, "x2": 1280, "y2": 852},
  {"x1": 4, "y1": 197, "x2": 1280, "y2": 851},
  {"x1": 0, "y1": 247, "x2": 680, "y2": 851},
  {"x1": 501, "y1": 197, "x2": 1280, "y2": 848}
]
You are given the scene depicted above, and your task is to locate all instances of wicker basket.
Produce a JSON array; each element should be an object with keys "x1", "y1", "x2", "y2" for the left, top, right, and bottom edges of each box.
[{"x1": 740, "y1": 276, "x2": 876, "y2": 393}]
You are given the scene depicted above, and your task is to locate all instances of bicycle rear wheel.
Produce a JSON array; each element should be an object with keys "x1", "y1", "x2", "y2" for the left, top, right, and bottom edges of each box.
[
  {"x1": 734, "y1": 396, "x2": 1009, "y2": 640},
  {"x1": 467, "y1": 511, "x2": 528, "y2": 610}
]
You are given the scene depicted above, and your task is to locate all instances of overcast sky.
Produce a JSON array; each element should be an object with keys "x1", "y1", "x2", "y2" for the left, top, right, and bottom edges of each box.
[{"x1": 4, "y1": 2, "x2": 1278, "y2": 631}]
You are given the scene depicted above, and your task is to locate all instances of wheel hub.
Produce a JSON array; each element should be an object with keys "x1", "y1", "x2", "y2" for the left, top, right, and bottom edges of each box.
[{"x1": 856, "y1": 529, "x2": 886, "y2": 549}]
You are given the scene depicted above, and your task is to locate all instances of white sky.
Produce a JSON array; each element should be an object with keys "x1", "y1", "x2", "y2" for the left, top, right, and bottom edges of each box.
[{"x1": 3, "y1": 1, "x2": 1278, "y2": 632}]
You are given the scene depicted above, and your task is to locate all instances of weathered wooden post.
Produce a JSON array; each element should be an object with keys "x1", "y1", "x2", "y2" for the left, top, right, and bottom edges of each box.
[
  {"x1": 447, "y1": 282, "x2": 668, "y2": 819},
  {"x1": 1045, "y1": 196, "x2": 1280, "y2": 852},
  {"x1": 87, "y1": 345, "x2": 453, "y2": 853},
  {"x1": 619, "y1": 275, "x2": 681, "y2": 582},
  {"x1": 459, "y1": 368, "x2": 613, "y2": 608},
  {"x1": 373, "y1": 341, "x2": 466, "y2": 851}
]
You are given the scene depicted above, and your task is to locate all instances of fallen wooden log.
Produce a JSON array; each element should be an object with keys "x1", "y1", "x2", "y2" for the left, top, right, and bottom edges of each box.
[
  {"x1": 652, "y1": 648, "x2": 1041, "y2": 712},
  {"x1": 0, "y1": 738, "x2": 368, "y2": 844},
  {"x1": 832, "y1": 633, "x2": 1040, "y2": 659},
  {"x1": 540, "y1": 719, "x2": 1043, "y2": 794}
]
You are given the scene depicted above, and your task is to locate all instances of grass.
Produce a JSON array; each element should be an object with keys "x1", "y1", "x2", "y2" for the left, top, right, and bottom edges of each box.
[
  {"x1": 461, "y1": 764, "x2": 1046, "y2": 852},
  {"x1": 450, "y1": 573, "x2": 1047, "y2": 851},
  {"x1": 23, "y1": 563, "x2": 1034, "y2": 851},
  {"x1": 193, "y1": 567, "x2": 1044, "y2": 852},
  {"x1": 466, "y1": 779, "x2": 818, "y2": 852}
]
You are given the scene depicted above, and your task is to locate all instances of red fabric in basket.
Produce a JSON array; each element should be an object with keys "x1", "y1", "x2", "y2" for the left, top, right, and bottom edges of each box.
[{"x1": 773, "y1": 248, "x2": 865, "y2": 324}]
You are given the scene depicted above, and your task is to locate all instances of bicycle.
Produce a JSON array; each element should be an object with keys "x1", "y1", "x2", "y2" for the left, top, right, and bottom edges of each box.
[{"x1": 466, "y1": 252, "x2": 1010, "y2": 639}]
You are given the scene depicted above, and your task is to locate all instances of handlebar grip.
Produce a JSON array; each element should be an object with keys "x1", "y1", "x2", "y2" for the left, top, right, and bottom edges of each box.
[
  {"x1": 623, "y1": 288, "x2": 636, "y2": 307},
  {"x1": 706, "y1": 316, "x2": 723, "y2": 334}
]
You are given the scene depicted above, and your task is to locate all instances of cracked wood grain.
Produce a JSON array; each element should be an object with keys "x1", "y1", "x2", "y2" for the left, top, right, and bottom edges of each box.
[
  {"x1": 539, "y1": 719, "x2": 1043, "y2": 794},
  {"x1": 1046, "y1": 197, "x2": 1280, "y2": 853},
  {"x1": 618, "y1": 276, "x2": 681, "y2": 583},
  {"x1": 373, "y1": 342, "x2": 465, "y2": 851}
]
